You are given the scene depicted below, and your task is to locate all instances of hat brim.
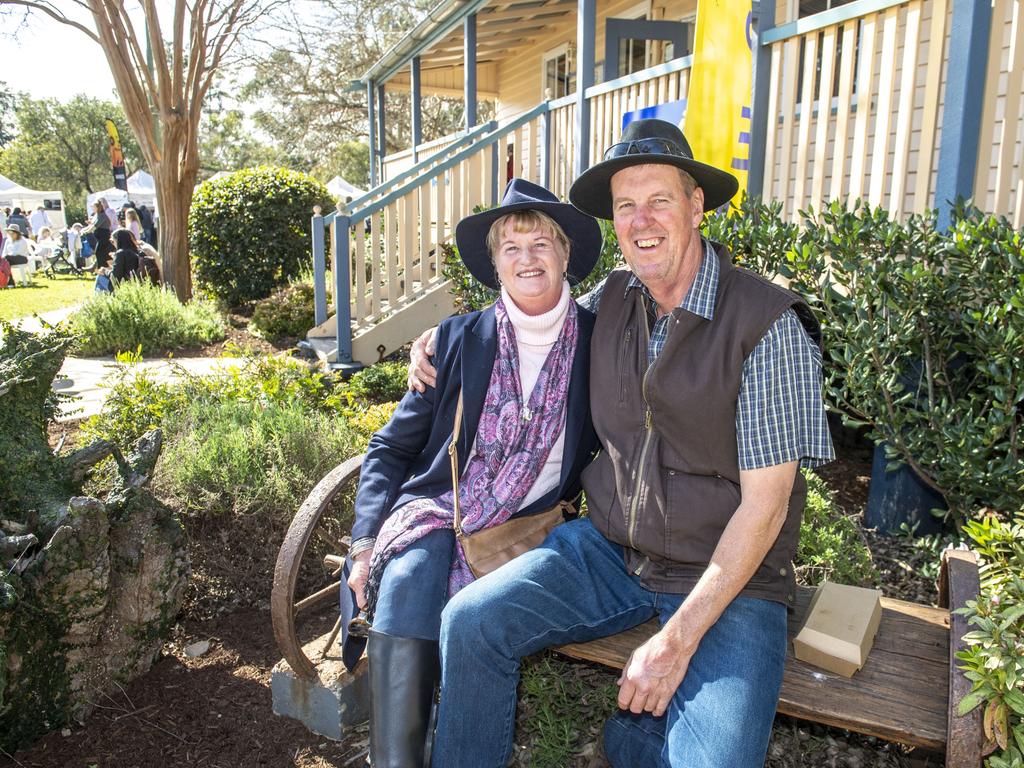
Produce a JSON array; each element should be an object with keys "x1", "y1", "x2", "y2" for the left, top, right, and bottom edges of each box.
[
  {"x1": 569, "y1": 155, "x2": 739, "y2": 219},
  {"x1": 454, "y1": 200, "x2": 603, "y2": 290}
]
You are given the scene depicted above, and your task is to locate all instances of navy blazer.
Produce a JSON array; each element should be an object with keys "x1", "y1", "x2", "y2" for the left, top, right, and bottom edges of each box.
[{"x1": 351, "y1": 303, "x2": 599, "y2": 542}]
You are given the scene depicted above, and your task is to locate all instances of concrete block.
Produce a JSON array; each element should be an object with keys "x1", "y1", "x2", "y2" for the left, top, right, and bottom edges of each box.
[{"x1": 271, "y1": 632, "x2": 369, "y2": 740}]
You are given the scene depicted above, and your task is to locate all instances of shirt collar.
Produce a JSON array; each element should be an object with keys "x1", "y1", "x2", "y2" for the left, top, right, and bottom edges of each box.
[{"x1": 625, "y1": 238, "x2": 719, "y2": 321}]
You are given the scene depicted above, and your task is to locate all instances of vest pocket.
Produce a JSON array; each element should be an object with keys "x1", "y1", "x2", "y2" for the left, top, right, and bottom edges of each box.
[
  {"x1": 618, "y1": 326, "x2": 633, "y2": 404},
  {"x1": 662, "y1": 470, "x2": 742, "y2": 565}
]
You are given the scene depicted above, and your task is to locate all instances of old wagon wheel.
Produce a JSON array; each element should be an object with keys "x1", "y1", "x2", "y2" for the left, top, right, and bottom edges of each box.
[{"x1": 272, "y1": 453, "x2": 365, "y2": 680}]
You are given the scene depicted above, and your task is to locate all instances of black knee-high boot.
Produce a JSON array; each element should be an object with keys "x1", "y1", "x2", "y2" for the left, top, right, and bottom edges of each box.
[{"x1": 367, "y1": 629, "x2": 440, "y2": 768}]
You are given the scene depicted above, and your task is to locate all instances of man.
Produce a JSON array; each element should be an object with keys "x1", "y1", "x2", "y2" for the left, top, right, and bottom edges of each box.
[
  {"x1": 408, "y1": 119, "x2": 834, "y2": 767},
  {"x1": 29, "y1": 206, "x2": 50, "y2": 239}
]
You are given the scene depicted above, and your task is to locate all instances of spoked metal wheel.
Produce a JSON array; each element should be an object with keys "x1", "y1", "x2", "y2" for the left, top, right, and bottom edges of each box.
[{"x1": 271, "y1": 453, "x2": 365, "y2": 679}]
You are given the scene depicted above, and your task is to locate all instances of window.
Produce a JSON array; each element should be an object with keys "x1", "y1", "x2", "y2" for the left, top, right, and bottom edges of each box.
[{"x1": 543, "y1": 45, "x2": 576, "y2": 99}]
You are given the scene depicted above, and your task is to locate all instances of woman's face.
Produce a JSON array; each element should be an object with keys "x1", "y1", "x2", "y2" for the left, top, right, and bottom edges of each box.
[{"x1": 492, "y1": 219, "x2": 569, "y2": 316}]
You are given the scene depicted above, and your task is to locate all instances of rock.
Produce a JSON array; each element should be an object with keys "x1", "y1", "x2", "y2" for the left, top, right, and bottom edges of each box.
[{"x1": 184, "y1": 640, "x2": 211, "y2": 658}]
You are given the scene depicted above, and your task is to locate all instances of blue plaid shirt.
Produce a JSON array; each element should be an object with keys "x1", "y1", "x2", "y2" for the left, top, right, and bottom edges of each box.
[{"x1": 580, "y1": 239, "x2": 835, "y2": 470}]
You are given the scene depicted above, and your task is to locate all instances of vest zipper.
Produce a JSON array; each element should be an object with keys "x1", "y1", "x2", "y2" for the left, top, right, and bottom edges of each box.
[{"x1": 626, "y1": 310, "x2": 660, "y2": 551}]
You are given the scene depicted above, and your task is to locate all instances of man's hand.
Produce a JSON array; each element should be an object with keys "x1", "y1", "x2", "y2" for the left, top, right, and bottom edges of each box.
[
  {"x1": 346, "y1": 549, "x2": 373, "y2": 609},
  {"x1": 408, "y1": 327, "x2": 438, "y2": 392},
  {"x1": 616, "y1": 626, "x2": 695, "y2": 717}
]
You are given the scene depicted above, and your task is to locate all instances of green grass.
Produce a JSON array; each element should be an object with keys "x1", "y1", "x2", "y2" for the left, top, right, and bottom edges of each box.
[{"x1": 0, "y1": 273, "x2": 95, "y2": 321}]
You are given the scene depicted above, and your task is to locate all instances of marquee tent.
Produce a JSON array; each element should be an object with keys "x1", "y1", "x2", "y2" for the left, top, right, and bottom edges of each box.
[
  {"x1": 327, "y1": 175, "x2": 366, "y2": 201},
  {"x1": 0, "y1": 174, "x2": 67, "y2": 229},
  {"x1": 86, "y1": 169, "x2": 157, "y2": 212}
]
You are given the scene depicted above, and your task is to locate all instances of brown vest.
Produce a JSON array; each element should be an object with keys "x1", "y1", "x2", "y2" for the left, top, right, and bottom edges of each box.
[{"x1": 582, "y1": 243, "x2": 820, "y2": 606}]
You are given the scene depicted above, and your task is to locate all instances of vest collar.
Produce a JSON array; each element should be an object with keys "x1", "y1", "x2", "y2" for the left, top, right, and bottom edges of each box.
[{"x1": 624, "y1": 237, "x2": 724, "y2": 321}]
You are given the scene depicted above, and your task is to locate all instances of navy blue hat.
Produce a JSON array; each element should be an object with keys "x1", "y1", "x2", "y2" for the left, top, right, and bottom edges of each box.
[
  {"x1": 569, "y1": 119, "x2": 739, "y2": 219},
  {"x1": 454, "y1": 178, "x2": 602, "y2": 290}
]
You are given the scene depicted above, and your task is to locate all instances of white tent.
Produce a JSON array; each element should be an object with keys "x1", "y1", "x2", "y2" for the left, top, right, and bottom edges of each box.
[
  {"x1": 0, "y1": 174, "x2": 67, "y2": 229},
  {"x1": 86, "y1": 169, "x2": 157, "y2": 212},
  {"x1": 327, "y1": 175, "x2": 366, "y2": 201}
]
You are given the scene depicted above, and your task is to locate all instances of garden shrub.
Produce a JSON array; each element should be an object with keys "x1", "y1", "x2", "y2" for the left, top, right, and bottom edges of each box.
[
  {"x1": 349, "y1": 401, "x2": 400, "y2": 440},
  {"x1": 250, "y1": 282, "x2": 317, "y2": 341},
  {"x1": 345, "y1": 361, "x2": 408, "y2": 405},
  {"x1": 796, "y1": 471, "x2": 878, "y2": 587},
  {"x1": 189, "y1": 166, "x2": 333, "y2": 307},
  {"x1": 956, "y1": 512, "x2": 1024, "y2": 766},
  {"x1": 70, "y1": 280, "x2": 225, "y2": 356}
]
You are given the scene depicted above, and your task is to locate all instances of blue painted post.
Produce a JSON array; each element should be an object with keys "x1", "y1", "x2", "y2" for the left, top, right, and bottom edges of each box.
[
  {"x1": 377, "y1": 84, "x2": 387, "y2": 169},
  {"x1": 491, "y1": 142, "x2": 499, "y2": 204},
  {"x1": 367, "y1": 81, "x2": 378, "y2": 188},
  {"x1": 747, "y1": 0, "x2": 776, "y2": 199},
  {"x1": 311, "y1": 208, "x2": 328, "y2": 326},
  {"x1": 574, "y1": 0, "x2": 596, "y2": 176},
  {"x1": 464, "y1": 14, "x2": 478, "y2": 129},
  {"x1": 541, "y1": 107, "x2": 552, "y2": 189},
  {"x1": 332, "y1": 212, "x2": 357, "y2": 367},
  {"x1": 411, "y1": 57, "x2": 422, "y2": 162},
  {"x1": 934, "y1": 0, "x2": 993, "y2": 230}
]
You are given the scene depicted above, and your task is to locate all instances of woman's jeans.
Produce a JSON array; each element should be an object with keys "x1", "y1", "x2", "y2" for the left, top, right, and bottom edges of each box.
[
  {"x1": 432, "y1": 517, "x2": 787, "y2": 768},
  {"x1": 372, "y1": 527, "x2": 454, "y2": 640}
]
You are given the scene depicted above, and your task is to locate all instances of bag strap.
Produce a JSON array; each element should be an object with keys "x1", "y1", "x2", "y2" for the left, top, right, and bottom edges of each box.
[{"x1": 448, "y1": 391, "x2": 465, "y2": 536}]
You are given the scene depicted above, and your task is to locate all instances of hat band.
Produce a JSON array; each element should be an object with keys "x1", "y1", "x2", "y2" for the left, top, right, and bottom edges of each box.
[{"x1": 602, "y1": 137, "x2": 689, "y2": 162}]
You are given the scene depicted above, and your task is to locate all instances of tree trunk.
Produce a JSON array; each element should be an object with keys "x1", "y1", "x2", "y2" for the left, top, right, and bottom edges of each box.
[{"x1": 156, "y1": 178, "x2": 193, "y2": 302}]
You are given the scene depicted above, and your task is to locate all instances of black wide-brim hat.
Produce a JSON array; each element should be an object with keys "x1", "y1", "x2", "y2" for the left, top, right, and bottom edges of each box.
[
  {"x1": 455, "y1": 178, "x2": 603, "y2": 290},
  {"x1": 569, "y1": 118, "x2": 739, "y2": 219}
]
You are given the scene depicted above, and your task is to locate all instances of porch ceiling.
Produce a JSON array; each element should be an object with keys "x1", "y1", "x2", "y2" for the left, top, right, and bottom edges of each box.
[{"x1": 363, "y1": 0, "x2": 575, "y2": 88}]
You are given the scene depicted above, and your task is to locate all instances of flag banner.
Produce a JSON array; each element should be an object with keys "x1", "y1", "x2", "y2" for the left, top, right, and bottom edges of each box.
[
  {"x1": 105, "y1": 118, "x2": 128, "y2": 192},
  {"x1": 685, "y1": 0, "x2": 753, "y2": 209}
]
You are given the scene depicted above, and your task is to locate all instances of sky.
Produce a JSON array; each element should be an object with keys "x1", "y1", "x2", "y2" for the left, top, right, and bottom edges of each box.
[{"x1": 0, "y1": 11, "x2": 118, "y2": 101}]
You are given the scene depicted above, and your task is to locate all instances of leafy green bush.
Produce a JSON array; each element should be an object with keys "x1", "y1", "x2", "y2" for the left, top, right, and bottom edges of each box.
[
  {"x1": 956, "y1": 513, "x2": 1024, "y2": 766},
  {"x1": 345, "y1": 361, "x2": 408, "y2": 405},
  {"x1": 159, "y1": 398, "x2": 361, "y2": 521},
  {"x1": 796, "y1": 471, "x2": 878, "y2": 587},
  {"x1": 70, "y1": 280, "x2": 225, "y2": 356},
  {"x1": 250, "y1": 282, "x2": 317, "y2": 341},
  {"x1": 189, "y1": 166, "x2": 333, "y2": 307}
]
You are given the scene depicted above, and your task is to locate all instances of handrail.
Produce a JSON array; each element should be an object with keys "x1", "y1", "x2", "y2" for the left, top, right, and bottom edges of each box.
[
  {"x1": 760, "y1": 0, "x2": 910, "y2": 44},
  {"x1": 344, "y1": 121, "x2": 496, "y2": 212},
  {"x1": 585, "y1": 55, "x2": 694, "y2": 99},
  {"x1": 349, "y1": 102, "x2": 551, "y2": 220}
]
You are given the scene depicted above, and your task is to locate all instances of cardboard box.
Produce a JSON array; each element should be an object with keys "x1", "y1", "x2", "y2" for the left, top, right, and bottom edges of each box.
[{"x1": 793, "y1": 581, "x2": 883, "y2": 677}]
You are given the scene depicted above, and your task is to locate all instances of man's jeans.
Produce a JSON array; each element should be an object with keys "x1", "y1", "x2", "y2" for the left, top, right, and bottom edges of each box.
[{"x1": 432, "y1": 517, "x2": 786, "y2": 768}]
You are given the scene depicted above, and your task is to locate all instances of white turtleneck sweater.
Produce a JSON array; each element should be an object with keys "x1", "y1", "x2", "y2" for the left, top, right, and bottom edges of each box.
[{"x1": 495, "y1": 281, "x2": 572, "y2": 510}]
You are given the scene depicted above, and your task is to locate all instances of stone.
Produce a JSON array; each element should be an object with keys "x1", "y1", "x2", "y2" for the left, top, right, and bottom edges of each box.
[
  {"x1": 184, "y1": 640, "x2": 211, "y2": 658},
  {"x1": 271, "y1": 630, "x2": 369, "y2": 740}
]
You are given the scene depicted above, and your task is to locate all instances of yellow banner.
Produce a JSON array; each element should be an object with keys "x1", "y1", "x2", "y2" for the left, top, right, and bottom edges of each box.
[{"x1": 685, "y1": 0, "x2": 753, "y2": 209}]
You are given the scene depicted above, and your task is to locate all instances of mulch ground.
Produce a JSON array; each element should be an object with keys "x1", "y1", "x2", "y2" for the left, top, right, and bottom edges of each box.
[{"x1": 4, "y1": 442, "x2": 952, "y2": 767}]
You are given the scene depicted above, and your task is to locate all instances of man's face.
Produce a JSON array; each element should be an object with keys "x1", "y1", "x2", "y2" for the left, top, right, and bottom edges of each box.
[{"x1": 610, "y1": 164, "x2": 705, "y2": 296}]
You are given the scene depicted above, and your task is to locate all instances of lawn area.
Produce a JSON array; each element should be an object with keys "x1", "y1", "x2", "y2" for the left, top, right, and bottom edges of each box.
[{"x1": 0, "y1": 273, "x2": 95, "y2": 321}]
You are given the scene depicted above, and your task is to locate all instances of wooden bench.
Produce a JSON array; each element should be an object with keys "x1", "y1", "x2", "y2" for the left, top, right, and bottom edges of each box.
[{"x1": 271, "y1": 454, "x2": 984, "y2": 766}]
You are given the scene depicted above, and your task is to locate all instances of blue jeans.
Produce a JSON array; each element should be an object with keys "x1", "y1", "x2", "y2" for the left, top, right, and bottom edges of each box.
[
  {"x1": 373, "y1": 527, "x2": 454, "y2": 641},
  {"x1": 432, "y1": 518, "x2": 786, "y2": 768}
]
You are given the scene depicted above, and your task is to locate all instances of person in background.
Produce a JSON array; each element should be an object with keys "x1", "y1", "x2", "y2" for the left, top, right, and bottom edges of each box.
[
  {"x1": 138, "y1": 240, "x2": 161, "y2": 286},
  {"x1": 8, "y1": 207, "x2": 31, "y2": 239},
  {"x1": 82, "y1": 201, "x2": 114, "y2": 270},
  {"x1": 0, "y1": 207, "x2": 7, "y2": 253},
  {"x1": 109, "y1": 228, "x2": 142, "y2": 284},
  {"x1": 99, "y1": 198, "x2": 119, "y2": 234},
  {"x1": 29, "y1": 206, "x2": 50, "y2": 239},
  {"x1": 124, "y1": 207, "x2": 143, "y2": 243},
  {"x1": 138, "y1": 204, "x2": 155, "y2": 245},
  {"x1": 66, "y1": 223, "x2": 84, "y2": 268},
  {"x1": 2, "y1": 223, "x2": 32, "y2": 285}
]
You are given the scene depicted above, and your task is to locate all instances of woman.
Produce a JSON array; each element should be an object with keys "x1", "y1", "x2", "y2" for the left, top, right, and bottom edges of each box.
[
  {"x1": 108, "y1": 228, "x2": 142, "y2": 284},
  {"x1": 124, "y1": 208, "x2": 143, "y2": 243},
  {"x1": 83, "y1": 201, "x2": 113, "y2": 269},
  {"x1": 1, "y1": 223, "x2": 31, "y2": 286},
  {"x1": 346, "y1": 179, "x2": 602, "y2": 767}
]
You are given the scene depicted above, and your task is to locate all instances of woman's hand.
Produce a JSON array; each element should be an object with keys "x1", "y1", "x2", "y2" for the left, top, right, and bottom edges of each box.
[
  {"x1": 408, "y1": 327, "x2": 439, "y2": 392},
  {"x1": 346, "y1": 549, "x2": 373, "y2": 609}
]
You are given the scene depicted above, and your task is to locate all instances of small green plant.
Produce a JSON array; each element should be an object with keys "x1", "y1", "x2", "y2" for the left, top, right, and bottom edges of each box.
[
  {"x1": 955, "y1": 513, "x2": 1024, "y2": 766},
  {"x1": 796, "y1": 471, "x2": 879, "y2": 587},
  {"x1": 250, "y1": 282, "x2": 317, "y2": 341},
  {"x1": 189, "y1": 166, "x2": 333, "y2": 307},
  {"x1": 70, "y1": 280, "x2": 225, "y2": 356},
  {"x1": 517, "y1": 652, "x2": 617, "y2": 768}
]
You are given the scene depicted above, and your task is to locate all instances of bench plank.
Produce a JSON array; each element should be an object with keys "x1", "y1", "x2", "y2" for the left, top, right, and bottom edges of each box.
[{"x1": 557, "y1": 585, "x2": 949, "y2": 751}]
